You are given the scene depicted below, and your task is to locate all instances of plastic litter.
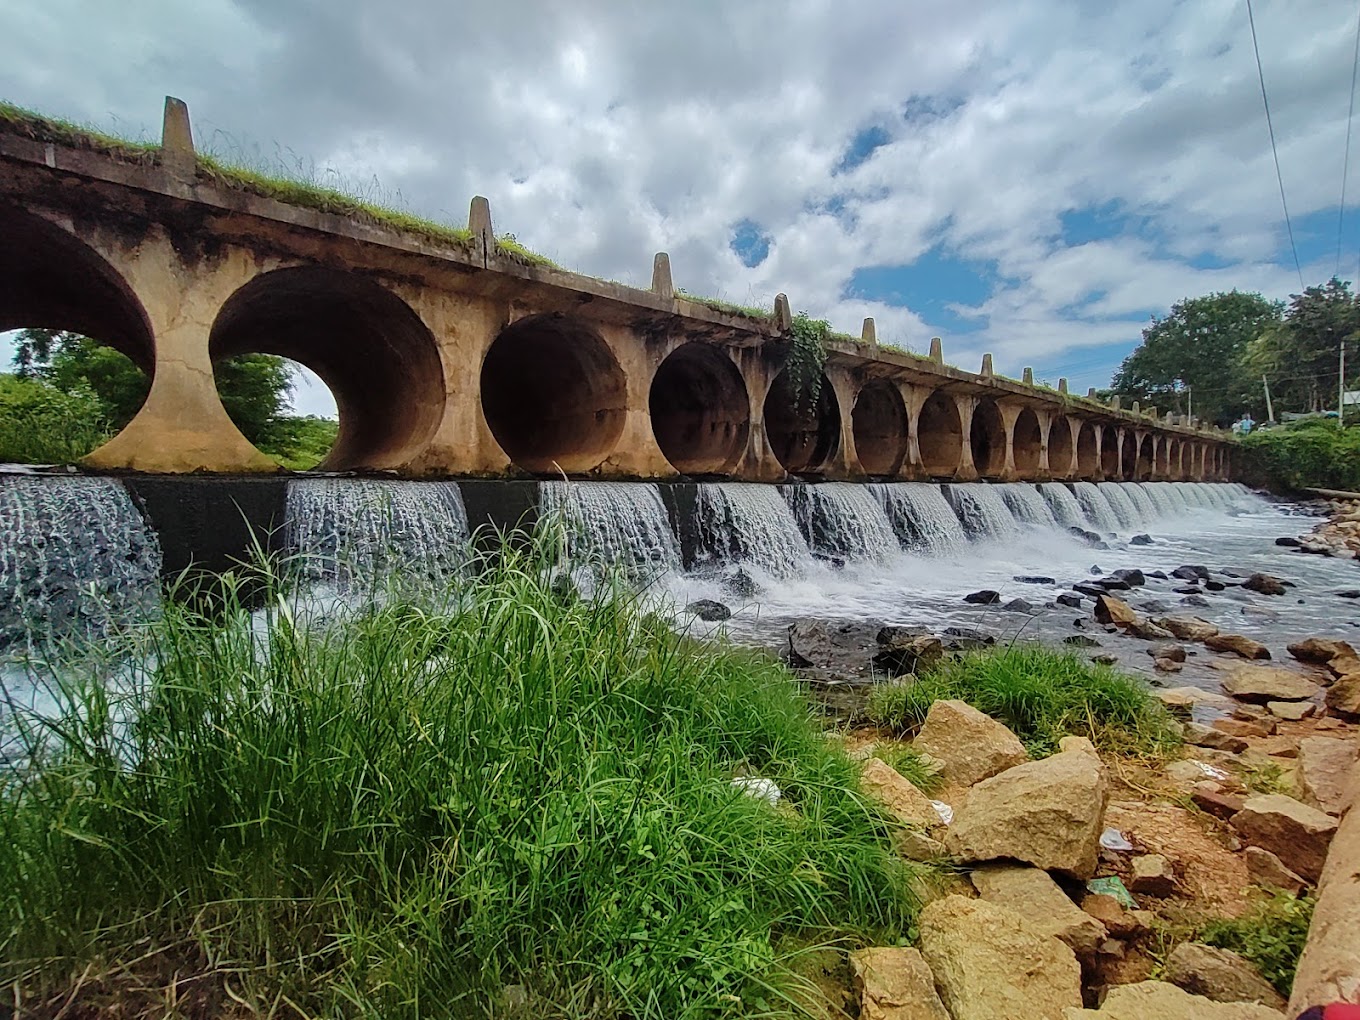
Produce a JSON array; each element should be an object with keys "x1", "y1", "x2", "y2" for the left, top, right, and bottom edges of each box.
[
  {"x1": 732, "y1": 776, "x2": 781, "y2": 806},
  {"x1": 1192, "y1": 760, "x2": 1230, "y2": 781},
  {"x1": 1086, "y1": 875, "x2": 1137, "y2": 909},
  {"x1": 1099, "y1": 827, "x2": 1134, "y2": 852},
  {"x1": 931, "y1": 800, "x2": 954, "y2": 825}
]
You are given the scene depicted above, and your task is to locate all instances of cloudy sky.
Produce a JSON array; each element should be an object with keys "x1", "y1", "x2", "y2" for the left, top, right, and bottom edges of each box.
[{"x1": 3, "y1": 0, "x2": 1359, "y2": 417}]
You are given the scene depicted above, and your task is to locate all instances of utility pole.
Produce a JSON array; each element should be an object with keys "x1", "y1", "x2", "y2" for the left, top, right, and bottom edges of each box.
[
  {"x1": 1186, "y1": 385, "x2": 1192, "y2": 422},
  {"x1": 1263, "y1": 375, "x2": 1275, "y2": 423},
  {"x1": 1342, "y1": 342, "x2": 1348, "y2": 430}
]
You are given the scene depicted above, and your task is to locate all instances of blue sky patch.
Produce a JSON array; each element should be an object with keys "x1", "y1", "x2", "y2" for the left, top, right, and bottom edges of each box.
[
  {"x1": 729, "y1": 219, "x2": 772, "y2": 268},
  {"x1": 846, "y1": 249, "x2": 997, "y2": 332},
  {"x1": 835, "y1": 125, "x2": 892, "y2": 175}
]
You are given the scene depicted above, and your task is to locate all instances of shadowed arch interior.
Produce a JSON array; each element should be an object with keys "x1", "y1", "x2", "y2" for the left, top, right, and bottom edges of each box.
[
  {"x1": 1136, "y1": 434, "x2": 1154, "y2": 480},
  {"x1": 1012, "y1": 407, "x2": 1042, "y2": 477},
  {"x1": 1121, "y1": 432, "x2": 1138, "y2": 479},
  {"x1": 1155, "y1": 437, "x2": 1170, "y2": 478},
  {"x1": 211, "y1": 267, "x2": 445, "y2": 472},
  {"x1": 649, "y1": 342, "x2": 750, "y2": 475},
  {"x1": 851, "y1": 380, "x2": 908, "y2": 476},
  {"x1": 1049, "y1": 416, "x2": 1074, "y2": 477},
  {"x1": 1075, "y1": 422, "x2": 1098, "y2": 477},
  {"x1": 970, "y1": 398, "x2": 1006, "y2": 478},
  {"x1": 1100, "y1": 425, "x2": 1119, "y2": 477},
  {"x1": 917, "y1": 390, "x2": 963, "y2": 476},
  {"x1": 481, "y1": 313, "x2": 627, "y2": 475},
  {"x1": 764, "y1": 370, "x2": 839, "y2": 475}
]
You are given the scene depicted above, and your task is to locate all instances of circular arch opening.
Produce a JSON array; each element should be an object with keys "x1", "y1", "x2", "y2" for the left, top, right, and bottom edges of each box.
[
  {"x1": 970, "y1": 398, "x2": 1006, "y2": 478},
  {"x1": 1100, "y1": 425, "x2": 1120, "y2": 478},
  {"x1": 1049, "y1": 415, "x2": 1074, "y2": 477},
  {"x1": 764, "y1": 370, "x2": 840, "y2": 475},
  {"x1": 1136, "y1": 434, "x2": 1154, "y2": 480},
  {"x1": 481, "y1": 312, "x2": 627, "y2": 475},
  {"x1": 211, "y1": 267, "x2": 445, "y2": 472},
  {"x1": 1075, "y1": 422, "x2": 1098, "y2": 477},
  {"x1": 649, "y1": 342, "x2": 749, "y2": 475},
  {"x1": 0, "y1": 206, "x2": 156, "y2": 461},
  {"x1": 852, "y1": 380, "x2": 908, "y2": 476},
  {"x1": 917, "y1": 390, "x2": 963, "y2": 477},
  {"x1": 1012, "y1": 407, "x2": 1042, "y2": 477}
]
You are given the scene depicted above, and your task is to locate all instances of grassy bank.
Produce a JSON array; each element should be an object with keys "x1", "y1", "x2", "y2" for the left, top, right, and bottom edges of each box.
[
  {"x1": 1237, "y1": 417, "x2": 1360, "y2": 493},
  {"x1": 0, "y1": 542, "x2": 919, "y2": 1018},
  {"x1": 866, "y1": 645, "x2": 1180, "y2": 757}
]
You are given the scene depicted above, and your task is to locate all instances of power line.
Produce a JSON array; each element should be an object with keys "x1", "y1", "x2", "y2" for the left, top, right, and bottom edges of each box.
[
  {"x1": 1338, "y1": 0, "x2": 1360, "y2": 279},
  {"x1": 1246, "y1": 0, "x2": 1306, "y2": 289}
]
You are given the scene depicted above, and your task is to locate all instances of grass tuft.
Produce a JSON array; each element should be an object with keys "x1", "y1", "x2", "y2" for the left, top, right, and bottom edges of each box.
[
  {"x1": 0, "y1": 531, "x2": 921, "y2": 1018},
  {"x1": 870, "y1": 742, "x2": 943, "y2": 795},
  {"x1": 1198, "y1": 892, "x2": 1315, "y2": 996},
  {"x1": 867, "y1": 645, "x2": 1182, "y2": 757},
  {"x1": 675, "y1": 290, "x2": 772, "y2": 321}
]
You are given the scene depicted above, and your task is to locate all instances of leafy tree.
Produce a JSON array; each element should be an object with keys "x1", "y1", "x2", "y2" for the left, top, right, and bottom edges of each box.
[
  {"x1": 1246, "y1": 278, "x2": 1360, "y2": 414},
  {"x1": 1111, "y1": 291, "x2": 1281, "y2": 426},
  {"x1": 0, "y1": 374, "x2": 110, "y2": 463}
]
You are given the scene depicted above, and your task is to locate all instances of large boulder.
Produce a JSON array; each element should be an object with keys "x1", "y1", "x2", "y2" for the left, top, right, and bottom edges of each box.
[
  {"x1": 912, "y1": 699, "x2": 1028, "y2": 790},
  {"x1": 1243, "y1": 573, "x2": 1287, "y2": 596},
  {"x1": 1162, "y1": 943, "x2": 1287, "y2": 1009},
  {"x1": 1061, "y1": 980, "x2": 1285, "y2": 1019},
  {"x1": 1325, "y1": 674, "x2": 1360, "y2": 717},
  {"x1": 1288, "y1": 636, "x2": 1357, "y2": 664},
  {"x1": 969, "y1": 864, "x2": 1108, "y2": 957},
  {"x1": 1205, "y1": 633, "x2": 1271, "y2": 660},
  {"x1": 1243, "y1": 846, "x2": 1307, "y2": 895},
  {"x1": 1156, "y1": 687, "x2": 1232, "y2": 714},
  {"x1": 1093, "y1": 594, "x2": 1139, "y2": 627},
  {"x1": 919, "y1": 895, "x2": 1082, "y2": 1020},
  {"x1": 873, "y1": 627, "x2": 944, "y2": 677},
  {"x1": 1220, "y1": 666, "x2": 1320, "y2": 703},
  {"x1": 1230, "y1": 794, "x2": 1339, "y2": 883},
  {"x1": 1296, "y1": 737, "x2": 1360, "y2": 815},
  {"x1": 849, "y1": 947, "x2": 951, "y2": 1020},
  {"x1": 945, "y1": 747, "x2": 1109, "y2": 878},
  {"x1": 860, "y1": 758, "x2": 944, "y2": 831}
]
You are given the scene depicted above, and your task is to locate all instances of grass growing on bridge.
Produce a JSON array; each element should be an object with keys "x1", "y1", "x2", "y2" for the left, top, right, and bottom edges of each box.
[{"x1": 0, "y1": 538, "x2": 920, "y2": 1018}]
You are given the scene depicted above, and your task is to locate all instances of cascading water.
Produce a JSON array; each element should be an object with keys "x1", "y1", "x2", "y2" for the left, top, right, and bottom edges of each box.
[
  {"x1": 783, "y1": 483, "x2": 899, "y2": 563},
  {"x1": 692, "y1": 483, "x2": 812, "y2": 578},
  {"x1": 1118, "y1": 482, "x2": 1158, "y2": 521},
  {"x1": 1138, "y1": 482, "x2": 1178, "y2": 517},
  {"x1": 870, "y1": 483, "x2": 969, "y2": 555},
  {"x1": 1, "y1": 476, "x2": 162, "y2": 651},
  {"x1": 1096, "y1": 482, "x2": 1141, "y2": 529},
  {"x1": 539, "y1": 482, "x2": 680, "y2": 574},
  {"x1": 997, "y1": 484, "x2": 1057, "y2": 527},
  {"x1": 1070, "y1": 482, "x2": 1120, "y2": 531},
  {"x1": 286, "y1": 478, "x2": 469, "y2": 587},
  {"x1": 943, "y1": 483, "x2": 1020, "y2": 540},
  {"x1": 1037, "y1": 483, "x2": 1087, "y2": 528}
]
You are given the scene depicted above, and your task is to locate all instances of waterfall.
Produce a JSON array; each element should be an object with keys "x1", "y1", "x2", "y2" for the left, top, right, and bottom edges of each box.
[
  {"x1": 783, "y1": 483, "x2": 899, "y2": 562},
  {"x1": 1038, "y1": 483, "x2": 1087, "y2": 528},
  {"x1": 1119, "y1": 482, "x2": 1158, "y2": 521},
  {"x1": 286, "y1": 478, "x2": 469, "y2": 586},
  {"x1": 1097, "y1": 482, "x2": 1140, "y2": 528},
  {"x1": 0, "y1": 476, "x2": 162, "y2": 651},
  {"x1": 1172, "y1": 481, "x2": 1206, "y2": 508},
  {"x1": 997, "y1": 484, "x2": 1057, "y2": 527},
  {"x1": 539, "y1": 482, "x2": 680, "y2": 573},
  {"x1": 1138, "y1": 482, "x2": 1178, "y2": 517},
  {"x1": 943, "y1": 483, "x2": 1020, "y2": 540},
  {"x1": 693, "y1": 483, "x2": 811, "y2": 578},
  {"x1": 1071, "y1": 482, "x2": 1120, "y2": 530},
  {"x1": 870, "y1": 483, "x2": 968, "y2": 555}
]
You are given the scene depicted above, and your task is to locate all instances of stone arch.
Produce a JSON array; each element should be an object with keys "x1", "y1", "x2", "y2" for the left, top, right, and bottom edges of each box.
[
  {"x1": 764, "y1": 371, "x2": 840, "y2": 475},
  {"x1": 1167, "y1": 439, "x2": 1180, "y2": 479},
  {"x1": 970, "y1": 398, "x2": 1006, "y2": 479},
  {"x1": 1012, "y1": 407, "x2": 1043, "y2": 477},
  {"x1": 917, "y1": 390, "x2": 963, "y2": 476},
  {"x1": 1075, "y1": 421, "x2": 1099, "y2": 477},
  {"x1": 1120, "y1": 431, "x2": 1138, "y2": 479},
  {"x1": 648, "y1": 342, "x2": 749, "y2": 475},
  {"x1": 479, "y1": 312, "x2": 627, "y2": 475},
  {"x1": 851, "y1": 379, "x2": 908, "y2": 476},
  {"x1": 1136, "y1": 433, "x2": 1154, "y2": 480},
  {"x1": 1100, "y1": 425, "x2": 1120, "y2": 478},
  {"x1": 1048, "y1": 415, "x2": 1074, "y2": 478},
  {"x1": 1154, "y1": 436, "x2": 1170, "y2": 479}
]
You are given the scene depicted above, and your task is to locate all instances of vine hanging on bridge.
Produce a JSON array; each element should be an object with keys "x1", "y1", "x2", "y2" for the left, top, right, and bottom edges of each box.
[{"x1": 787, "y1": 312, "x2": 830, "y2": 410}]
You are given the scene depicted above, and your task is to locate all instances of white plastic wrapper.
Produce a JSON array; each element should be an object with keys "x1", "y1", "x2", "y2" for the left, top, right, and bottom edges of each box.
[
  {"x1": 931, "y1": 800, "x2": 954, "y2": 825},
  {"x1": 1099, "y1": 827, "x2": 1134, "y2": 851},
  {"x1": 732, "y1": 775, "x2": 782, "y2": 806}
]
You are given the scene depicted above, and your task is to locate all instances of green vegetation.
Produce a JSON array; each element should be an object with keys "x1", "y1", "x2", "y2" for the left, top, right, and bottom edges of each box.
[
  {"x1": 869, "y1": 742, "x2": 943, "y2": 794},
  {"x1": 0, "y1": 99, "x2": 158, "y2": 162},
  {"x1": 1199, "y1": 893, "x2": 1315, "y2": 996},
  {"x1": 1237, "y1": 417, "x2": 1360, "y2": 493},
  {"x1": 0, "y1": 537, "x2": 920, "y2": 1018},
  {"x1": 867, "y1": 645, "x2": 1180, "y2": 757},
  {"x1": 0, "y1": 374, "x2": 109, "y2": 462},
  {"x1": 786, "y1": 312, "x2": 832, "y2": 409},
  {"x1": 675, "y1": 289, "x2": 772, "y2": 321}
]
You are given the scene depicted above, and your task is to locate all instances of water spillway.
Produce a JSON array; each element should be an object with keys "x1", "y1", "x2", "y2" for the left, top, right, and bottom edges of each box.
[
  {"x1": 540, "y1": 481, "x2": 680, "y2": 574},
  {"x1": 783, "y1": 483, "x2": 899, "y2": 564},
  {"x1": 997, "y1": 484, "x2": 1057, "y2": 528},
  {"x1": 1038, "y1": 483, "x2": 1087, "y2": 529},
  {"x1": 692, "y1": 483, "x2": 811, "y2": 578},
  {"x1": 870, "y1": 483, "x2": 968, "y2": 555},
  {"x1": 943, "y1": 483, "x2": 1020, "y2": 541}
]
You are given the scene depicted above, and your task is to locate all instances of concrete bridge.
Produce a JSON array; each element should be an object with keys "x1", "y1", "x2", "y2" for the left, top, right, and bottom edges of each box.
[{"x1": 0, "y1": 98, "x2": 1233, "y2": 483}]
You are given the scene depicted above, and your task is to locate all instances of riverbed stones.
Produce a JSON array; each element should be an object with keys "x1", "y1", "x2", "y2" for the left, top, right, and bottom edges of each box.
[
  {"x1": 969, "y1": 863, "x2": 1108, "y2": 957},
  {"x1": 1056, "y1": 593, "x2": 1084, "y2": 608},
  {"x1": 945, "y1": 746, "x2": 1108, "y2": 878},
  {"x1": 1220, "y1": 666, "x2": 1318, "y2": 702},
  {"x1": 1154, "y1": 616, "x2": 1220, "y2": 642},
  {"x1": 1205, "y1": 633, "x2": 1271, "y2": 660},
  {"x1": 860, "y1": 758, "x2": 943, "y2": 831},
  {"x1": 964, "y1": 589, "x2": 1002, "y2": 604},
  {"x1": 1191, "y1": 785, "x2": 1245, "y2": 820},
  {"x1": 1129, "y1": 853, "x2": 1177, "y2": 897},
  {"x1": 684, "y1": 599, "x2": 731, "y2": 621},
  {"x1": 1288, "y1": 636, "x2": 1357, "y2": 664},
  {"x1": 1172, "y1": 565, "x2": 1211, "y2": 581},
  {"x1": 1243, "y1": 572, "x2": 1287, "y2": 596},
  {"x1": 1061, "y1": 980, "x2": 1285, "y2": 1019},
  {"x1": 1184, "y1": 723, "x2": 1248, "y2": 754},
  {"x1": 1147, "y1": 642, "x2": 1186, "y2": 662},
  {"x1": 1162, "y1": 943, "x2": 1287, "y2": 1009},
  {"x1": 1268, "y1": 700, "x2": 1317, "y2": 721},
  {"x1": 849, "y1": 947, "x2": 950, "y2": 1020},
  {"x1": 873, "y1": 628, "x2": 944, "y2": 677},
  {"x1": 1296, "y1": 737, "x2": 1360, "y2": 815},
  {"x1": 1015, "y1": 575, "x2": 1056, "y2": 585},
  {"x1": 1093, "y1": 594, "x2": 1137, "y2": 627},
  {"x1": 1230, "y1": 794, "x2": 1339, "y2": 883},
  {"x1": 1325, "y1": 674, "x2": 1360, "y2": 717},
  {"x1": 919, "y1": 895, "x2": 1082, "y2": 1020},
  {"x1": 1111, "y1": 568, "x2": 1146, "y2": 586},
  {"x1": 912, "y1": 699, "x2": 1028, "y2": 790},
  {"x1": 1156, "y1": 687, "x2": 1232, "y2": 713},
  {"x1": 1243, "y1": 846, "x2": 1307, "y2": 895}
]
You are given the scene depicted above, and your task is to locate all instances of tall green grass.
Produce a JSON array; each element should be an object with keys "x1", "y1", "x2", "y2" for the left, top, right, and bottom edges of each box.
[
  {"x1": 0, "y1": 536, "x2": 919, "y2": 1018},
  {"x1": 867, "y1": 644, "x2": 1180, "y2": 757}
]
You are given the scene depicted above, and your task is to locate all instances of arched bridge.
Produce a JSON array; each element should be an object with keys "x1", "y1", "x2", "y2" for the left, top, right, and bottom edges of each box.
[{"x1": 0, "y1": 99, "x2": 1234, "y2": 482}]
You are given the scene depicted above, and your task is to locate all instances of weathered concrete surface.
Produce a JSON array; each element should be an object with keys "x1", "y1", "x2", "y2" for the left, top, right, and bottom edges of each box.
[{"x1": 0, "y1": 98, "x2": 1232, "y2": 481}]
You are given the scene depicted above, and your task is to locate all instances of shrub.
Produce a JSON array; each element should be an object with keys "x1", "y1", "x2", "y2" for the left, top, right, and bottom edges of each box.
[
  {"x1": 1199, "y1": 892, "x2": 1315, "y2": 996},
  {"x1": 0, "y1": 540, "x2": 920, "y2": 1018},
  {"x1": 0, "y1": 373, "x2": 109, "y2": 462},
  {"x1": 866, "y1": 644, "x2": 1181, "y2": 757},
  {"x1": 1237, "y1": 418, "x2": 1360, "y2": 493}
]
